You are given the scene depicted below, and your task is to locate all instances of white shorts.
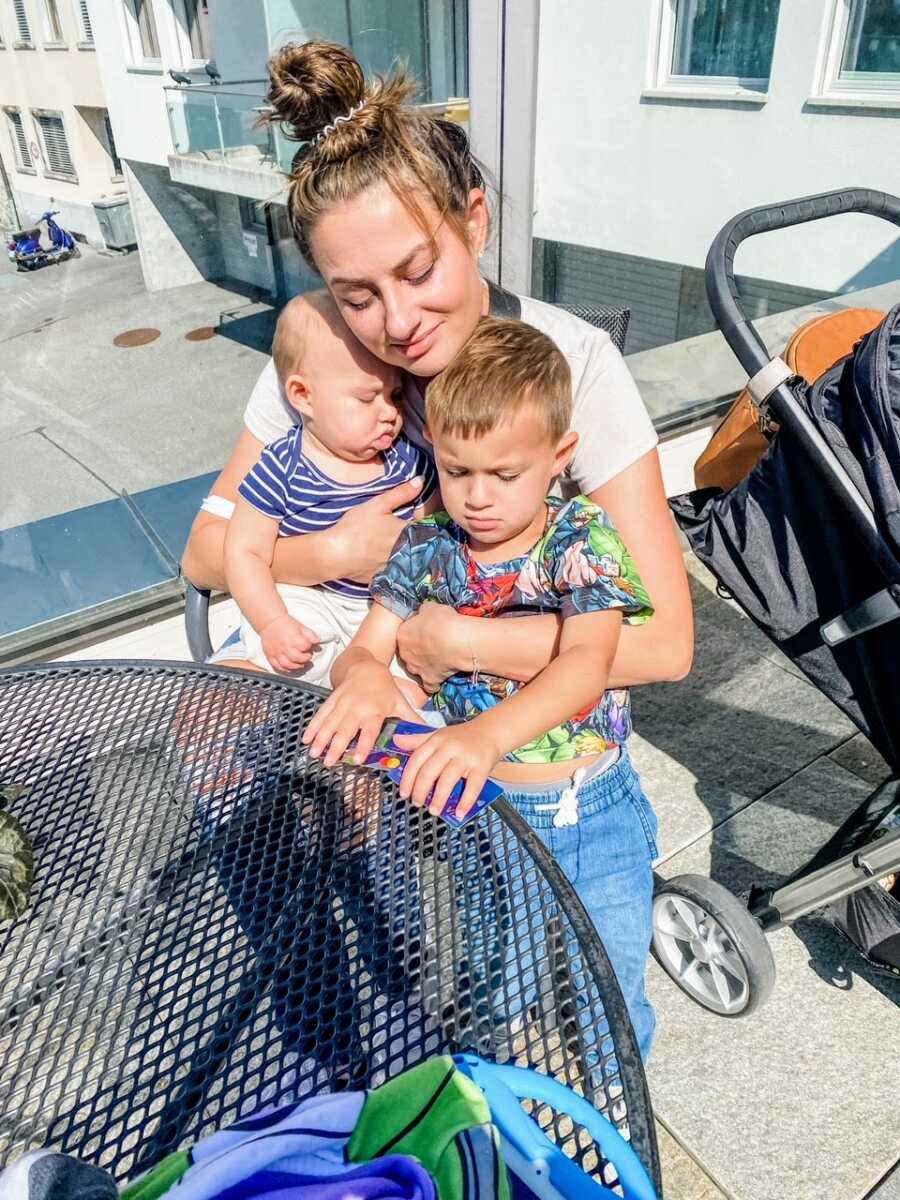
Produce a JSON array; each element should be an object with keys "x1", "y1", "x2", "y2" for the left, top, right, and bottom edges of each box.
[{"x1": 239, "y1": 585, "x2": 411, "y2": 688}]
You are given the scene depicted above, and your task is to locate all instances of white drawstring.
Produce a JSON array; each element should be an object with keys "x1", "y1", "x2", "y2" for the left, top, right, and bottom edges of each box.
[{"x1": 535, "y1": 765, "x2": 588, "y2": 829}]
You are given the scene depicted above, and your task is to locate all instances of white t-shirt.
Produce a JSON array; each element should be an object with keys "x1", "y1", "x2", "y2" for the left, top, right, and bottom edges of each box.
[{"x1": 243, "y1": 294, "x2": 658, "y2": 497}]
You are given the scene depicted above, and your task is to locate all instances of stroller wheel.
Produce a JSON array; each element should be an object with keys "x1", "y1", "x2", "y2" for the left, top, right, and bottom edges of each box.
[{"x1": 651, "y1": 874, "x2": 776, "y2": 1017}]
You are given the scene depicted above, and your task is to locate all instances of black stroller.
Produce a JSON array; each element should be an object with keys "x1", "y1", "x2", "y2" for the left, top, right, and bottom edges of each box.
[{"x1": 651, "y1": 188, "x2": 900, "y2": 1016}]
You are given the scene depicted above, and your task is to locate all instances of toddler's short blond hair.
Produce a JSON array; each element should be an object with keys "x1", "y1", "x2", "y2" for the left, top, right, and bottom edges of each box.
[{"x1": 425, "y1": 317, "x2": 572, "y2": 443}]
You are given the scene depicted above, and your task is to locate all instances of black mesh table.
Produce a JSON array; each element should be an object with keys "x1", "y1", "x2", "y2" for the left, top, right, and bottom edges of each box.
[{"x1": 0, "y1": 662, "x2": 660, "y2": 1194}]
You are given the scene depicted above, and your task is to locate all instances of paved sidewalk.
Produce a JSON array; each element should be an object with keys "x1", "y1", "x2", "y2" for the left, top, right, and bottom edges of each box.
[{"x1": 2, "y1": 246, "x2": 275, "y2": 531}]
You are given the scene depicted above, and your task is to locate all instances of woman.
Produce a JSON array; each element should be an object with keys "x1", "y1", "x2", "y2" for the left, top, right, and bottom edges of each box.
[{"x1": 182, "y1": 41, "x2": 693, "y2": 1057}]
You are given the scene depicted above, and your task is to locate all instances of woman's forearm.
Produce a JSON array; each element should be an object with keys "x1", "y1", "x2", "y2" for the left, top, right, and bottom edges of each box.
[
  {"x1": 605, "y1": 611, "x2": 694, "y2": 687},
  {"x1": 445, "y1": 607, "x2": 691, "y2": 689},
  {"x1": 182, "y1": 515, "x2": 229, "y2": 591},
  {"x1": 183, "y1": 516, "x2": 350, "y2": 593},
  {"x1": 270, "y1": 527, "x2": 350, "y2": 587},
  {"x1": 460, "y1": 615, "x2": 561, "y2": 684}
]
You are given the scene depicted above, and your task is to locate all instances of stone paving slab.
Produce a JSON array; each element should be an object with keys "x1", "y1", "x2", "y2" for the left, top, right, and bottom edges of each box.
[
  {"x1": 829, "y1": 733, "x2": 893, "y2": 788},
  {"x1": 868, "y1": 1162, "x2": 900, "y2": 1199},
  {"x1": 0, "y1": 427, "x2": 112, "y2": 530},
  {"x1": 647, "y1": 756, "x2": 900, "y2": 1200},
  {"x1": 631, "y1": 563, "x2": 857, "y2": 864},
  {"x1": 656, "y1": 1120, "x2": 729, "y2": 1200}
]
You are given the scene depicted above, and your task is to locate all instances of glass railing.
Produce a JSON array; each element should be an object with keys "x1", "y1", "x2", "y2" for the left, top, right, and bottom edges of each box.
[
  {"x1": 164, "y1": 83, "x2": 283, "y2": 168},
  {"x1": 165, "y1": 82, "x2": 468, "y2": 176}
]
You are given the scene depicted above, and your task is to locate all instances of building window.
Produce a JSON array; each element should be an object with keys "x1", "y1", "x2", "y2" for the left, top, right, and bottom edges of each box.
[
  {"x1": 5, "y1": 107, "x2": 34, "y2": 169},
  {"x1": 74, "y1": 0, "x2": 93, "y2": 43},
  {"x1": 13, "y1": 0, "x2": 33, "y2": 43},
  {"x1": 125, "y1": 0, "x2": 159, "y2": 60},
  {"x1": 103, "y1": 111, "x2": 122, "y2": 175},
  {"x1": 841, "y1": 0, "x2": 900, "y2": 76},
  {"x1": 42, "y1": 0, "x2": 64, "y2": 42},
  {"x1": 239, "y1": 197, "x2": 269, "y2": 235},
  {"x1": 812, "y1": 0, "x2": 900, "y2": 104},
  {"x1": 33, "y1": 110, "x2": 76, "y2": 178},
  {"x1": 181, "y1": 0, "x2": 210, "y2": 60},
  {"x1": 646, "y1": 0, "x2": 781, "y2": 100}
]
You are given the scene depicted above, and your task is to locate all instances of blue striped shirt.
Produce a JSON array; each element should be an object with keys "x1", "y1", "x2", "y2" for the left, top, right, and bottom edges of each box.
[{"x1": 239, "y1": 427, "x2": 436, "y2": 597}]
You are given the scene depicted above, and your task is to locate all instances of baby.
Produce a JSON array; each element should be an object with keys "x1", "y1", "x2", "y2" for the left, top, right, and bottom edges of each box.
[
  {"x1": 304, "y1": 316, "x2": 653, "y2": 820},
  {"x1": 224, "y1": 291, "x2": 436, "y2": 685}
]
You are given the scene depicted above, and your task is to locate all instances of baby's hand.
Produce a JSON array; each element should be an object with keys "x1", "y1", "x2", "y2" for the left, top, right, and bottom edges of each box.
[
  {"x1": 260, "y1": 614, "x2": 319, "y2": 674},
  {"x1": 303, "y1": 663, "x2": 420, "y2": 768}
]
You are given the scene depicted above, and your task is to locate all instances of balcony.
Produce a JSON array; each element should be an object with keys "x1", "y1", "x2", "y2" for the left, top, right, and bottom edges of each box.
[
  {"x1": 165, "y1": 82, "x2": 469, "y2": 202},
  {"x1": 164, "y1": 82, "x2": 291, "y2": 202}
]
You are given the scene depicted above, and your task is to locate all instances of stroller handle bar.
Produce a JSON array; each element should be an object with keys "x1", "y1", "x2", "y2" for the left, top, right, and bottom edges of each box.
[{"x1": 706, "y1": 187, "x2": 900, "y2": 377}]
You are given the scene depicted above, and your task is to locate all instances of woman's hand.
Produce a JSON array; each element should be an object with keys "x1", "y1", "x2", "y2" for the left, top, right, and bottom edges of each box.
[
  {"x1": 302, "y1": 662, "x2": 420, "y2": 768},
  {"x1": 396, "y1": 602, "x2": 466, "y2": 693},
  {"x1": 393, "y1": 723, "x2": 502, "y2": 820},
  {"x1": 332, "y1": 479, "x2": 424, "y2": 585}
]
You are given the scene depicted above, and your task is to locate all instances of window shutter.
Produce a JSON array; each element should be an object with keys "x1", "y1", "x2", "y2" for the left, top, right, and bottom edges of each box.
[
  {"x1": 13, "y1": 0, "x2": 32, "y2": 41},
  {"x1": 36, "y1": 114, "x2": 75, "y2": 176},
  {"x1": 8, "y1": 111, "x2": 32, "y2": 168},
  {"x1": 79, "y1": 0, "x2": 93, "y2": 42}
]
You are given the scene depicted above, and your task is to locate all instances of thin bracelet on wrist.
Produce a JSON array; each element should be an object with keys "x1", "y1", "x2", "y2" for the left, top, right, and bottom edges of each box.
[{"x1": 467, "y1": 636, "x2": 481, "y2": 686}]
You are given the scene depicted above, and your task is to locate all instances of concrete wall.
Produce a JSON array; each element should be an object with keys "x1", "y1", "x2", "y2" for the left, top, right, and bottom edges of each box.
[
  {"x1": 125, "y1": 160, "x2": 223, "y2": 289},
  {"x1": 0, "y1": 6, "x2": 127, "y2": 243},
  {"x1": 215, "y1": 192, "x2": 274, "y2": 292},
  {"x1": 533, "y1": 0, "x2": 900, "y2": 294}
]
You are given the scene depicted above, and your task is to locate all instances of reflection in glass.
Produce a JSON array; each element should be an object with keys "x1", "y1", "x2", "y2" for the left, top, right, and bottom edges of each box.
[
  {"x1": 841, "y1": 0, "x2": 900, "y2": 77},
  {"x1": 672, "y1": 0, "x2": 781, "y2": 81},
  {"x1": 264, "y1": 0, "x2": 467, "y2": 103},
  {"x1": 131, "y1": 0, "x2": 160, "y2": 59},
  {"x1": 184, "y1": 0, "x2": 213, "y2": 60}
]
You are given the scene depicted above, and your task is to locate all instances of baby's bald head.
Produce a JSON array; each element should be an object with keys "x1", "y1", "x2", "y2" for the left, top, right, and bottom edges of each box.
[{"x1": 272, "y1": 289, "x2": 351, "y2": 386}]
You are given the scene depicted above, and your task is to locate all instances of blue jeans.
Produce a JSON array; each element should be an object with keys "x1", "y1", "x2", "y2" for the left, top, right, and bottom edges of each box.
[{"x1": 501, "y1": 748, "x2": 659, "y2": 1061}]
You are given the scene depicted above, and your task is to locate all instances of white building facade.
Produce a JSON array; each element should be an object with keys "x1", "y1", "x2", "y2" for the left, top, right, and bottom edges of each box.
[
  {"x1": 531, "y1": 0, "x2": 900, "y2": 351},
  {"x1": 84, "y1": 1, "x2": 899, "y2": 362},
  {"x1": 0, "y1": 0, "x2": 131, "y2": 245}
]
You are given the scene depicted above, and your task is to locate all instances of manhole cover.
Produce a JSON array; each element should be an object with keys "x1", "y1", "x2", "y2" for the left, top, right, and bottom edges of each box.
[
  {"x1": 113, "y1": 328, "x2": 161, "y2": 348},
  {"x1": 185, "y1": 326, "x2": 218, "y2": 341}
]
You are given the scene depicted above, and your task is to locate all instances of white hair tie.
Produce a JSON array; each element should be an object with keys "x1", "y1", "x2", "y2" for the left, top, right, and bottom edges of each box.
[{"x1": 312, "y1": 99, "x2": 366, "y2": 145}]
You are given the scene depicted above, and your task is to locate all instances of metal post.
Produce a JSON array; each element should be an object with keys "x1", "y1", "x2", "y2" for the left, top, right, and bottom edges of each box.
[
  {"x1": 468, "y1": 0, "x2": 540, "y2": 294},
  {"x1": 750, "y1": 829, "x2": 900, "y2": 930},
  {"x1": 212, "y1": 92, "x2": 225, "y2": 158}
]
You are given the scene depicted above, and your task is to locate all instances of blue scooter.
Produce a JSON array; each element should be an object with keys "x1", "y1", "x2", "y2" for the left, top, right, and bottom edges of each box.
[{"x1": 6, "y1": 210, "x2": 80, "y2": 270}]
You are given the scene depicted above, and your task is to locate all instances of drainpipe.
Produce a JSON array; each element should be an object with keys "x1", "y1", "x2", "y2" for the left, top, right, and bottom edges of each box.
[{"x1": 0, "y1": 150, "x2": 21, "y2": 229}]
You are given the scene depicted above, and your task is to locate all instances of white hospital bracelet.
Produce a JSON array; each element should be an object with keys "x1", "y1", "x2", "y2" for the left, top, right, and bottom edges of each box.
[{"x1": 200, "y1": 495, "x2": 236, "y2": 520}]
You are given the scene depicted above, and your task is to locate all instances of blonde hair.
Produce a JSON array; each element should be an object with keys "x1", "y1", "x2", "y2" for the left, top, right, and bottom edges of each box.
[
  {"x1": 426, "y1": 318, "x2": 572, "y2": 443},
  {"x1": 263, "y1": 40, "x2": 487, "y2": 266}
]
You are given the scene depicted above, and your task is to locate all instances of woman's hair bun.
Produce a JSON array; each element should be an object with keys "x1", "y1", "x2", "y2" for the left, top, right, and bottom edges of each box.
[{"x1": 266, "y1": 41, "x2": 366, "y2": 143}]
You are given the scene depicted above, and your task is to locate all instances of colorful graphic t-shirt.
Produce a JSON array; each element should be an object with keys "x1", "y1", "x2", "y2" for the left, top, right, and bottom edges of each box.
[{"x1": 371, "y1": 495, "x2": 653, "y2": 764}]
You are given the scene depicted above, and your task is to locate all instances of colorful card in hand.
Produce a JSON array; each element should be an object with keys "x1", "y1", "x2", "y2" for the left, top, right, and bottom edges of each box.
[{"x1": 342, "y1": 718, "x2": 504, "y2": 828}]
